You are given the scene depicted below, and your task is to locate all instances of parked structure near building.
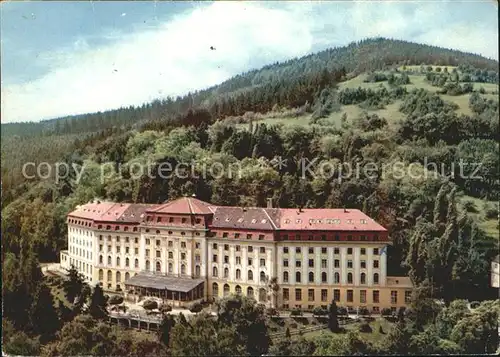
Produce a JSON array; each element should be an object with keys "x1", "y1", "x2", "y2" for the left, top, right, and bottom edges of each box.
[{"x1": 60, "y1": 196, "x2": 412, "y2": 312}]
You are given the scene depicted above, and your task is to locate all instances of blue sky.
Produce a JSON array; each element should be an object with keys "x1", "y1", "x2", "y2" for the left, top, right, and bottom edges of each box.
[{"x1": 1, "y1": 1, "x2": 498, "y2": 123}]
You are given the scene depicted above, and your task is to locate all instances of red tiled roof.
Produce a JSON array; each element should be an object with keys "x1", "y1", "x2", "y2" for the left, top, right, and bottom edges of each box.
[
  {"x1": 68, "y1": 199, "x2": 386, "y2": 232},
  {"x1": 148, "y1": 197, "x2": 214, "y2": 215},
  {"x1": 211, "y1": 207, "x2": 277, "y2": 230},
  {"x1": 275, "y1": 208, "x2": 386, "y2": 231}
]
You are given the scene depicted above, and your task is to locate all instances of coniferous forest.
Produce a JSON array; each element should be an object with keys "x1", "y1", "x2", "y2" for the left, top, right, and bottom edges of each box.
[{"x1": 2, "y1": 38, "x2": 499, "y2": 356}]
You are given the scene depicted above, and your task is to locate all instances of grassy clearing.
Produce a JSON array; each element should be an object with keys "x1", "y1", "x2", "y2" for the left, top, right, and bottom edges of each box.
[
  {"x1": 46, "y1": 275, "x2": 71, "y2": 307},
  {"x1": 459, "y1": 195, "x2": 499, "y2": 241},
  {"x1": 301, "y1": 317, "x2": 394, "y2": 344},
  {"x1": 398, "y1": 65, "x2": 458, "y2": 72}
]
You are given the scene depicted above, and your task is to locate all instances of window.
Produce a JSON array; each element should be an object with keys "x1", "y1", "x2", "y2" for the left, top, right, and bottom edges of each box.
[
  {"x1": 236, "y1": 256, "x2": 241, "y2": 265},
  {"x1": 248, "y1": 258, "x2": 253, "y2": 266},
  {"x1": 308, "y1": 272, "x2": 314, "y2": 283},
  {"x1": 235, "y1": 233, "x2": 240, "y2": 238},
  {"x1": 373, "y1": 248, "x2": 379, "y2": 255},
  {"x1": 145, "y1": 249, "x2": 150, "y2": 257},
  {"x1": 195, "y1": 242, "x2": 200, "y2": 249},
  {"x1": 169, "y1": 217, "x2": 174, "y2": 223},
  {"x1": 224, "y1": 268, "x2": 229, "y2": 278},
  {"x1": 361, "y1": 260, "x2": 366, "y2": 269},
  {"x1": 295, "y1": 247, "x2": 301, "y2": 254},
  {"x1": 236, "y1": 269, "x2": 241, "y2": 279},
  {"x1": 283, "y1": 259, "x2": 289, "y2": 267},
  {"x1": 224, "y1": 244, "x2": 229, "y2": 251},
  {"x1": 373, "y1": 260, "x2": 379, "y2": 268},
  {"x1": 334, "y1": 272, "x2": 340, "y2": 284},
  {"x1": 296, "y1": 272, "x2": 301, "y2": 283},
  {"x1": 321, "y1": 272, "x2": 327, "y2": 283},
  {"x1": 260, "y1": 247, "x2": 265, "y2": 254},
  {"x1": 235, "y1": 245, "x2": 240, "y2": 252},
  {"x1": 181, "y1": 253, "x2": 186, "y2": 260},
  {"x1": 405, "y1": 291, "x2": 412, "y2": 304},
  {"x1": 282, "y1": 234, "x2": 288, "y2": 240},
  {"x1": 283, "y1": 247, "x2": 288, "y2": 254},
  {"x1": 283, "y1": 288, "x2": 289, "y2": 300},
  {"x1": 212, "y1": 266, "x2": 218, "y2": 277},
  {"x1": 391, "y1": 291, "x2": 398, "y2": 304},
  {"x1": 182, "y1": 218, "x2": 187, "y2": 223},
  {"x1": 213, "y1": 243, "x2": 218, "y2": 249},
  {"x1": 373, "y1": 290, "x2": 380, "y2": 303},
  {"x1": 360, "y1": 273, "x2": 366, "y2": 284},
  {"x1": 347, "y1": 290, "x2": 353, "y2": 302},
  {"x1": 246, "y1": 234, "x2": 252, "y2": 239},
  {"x1": 168, "y1": 241, "x2": 173, "y2": 248},
  {"x1": 181, "y1": 242, "x2": 186, "y2": 249},
  {"x1": 99, "y1": 245, "x2": 103, "y2": 252},
  {"x1": 334, "y1": 259, "x2": 340, "y2": 268},
  {"x1": 296, "y1": 260, "x2": 301, "y2": 268},
  {"x1": 360, "y1": 290, "x2": 366, "y2": 304},
  {"x1": 321, "y1": 289, "x2": 328, "y2": 301},
  {"x1": 374, "y1": 273, "x2": 379, "y2": 284},
  {"x1": 125, "y1": 258, "x2": 129, "y2": 267},
  {"x1": 99, "y1": 255, "x2": 103, "y2": 264},
  {"x1": 213, "y1": 254, "x2": 218, "y2": 262},
  {"x1": 347, "y1": 248, "x2": 353, "y2": 254},
  {"x1": 334, "y1": 248, "x2": 340, "y2": 254},
  {"x1": 135, "y1": 259, "x2": 139, "y2": 268},
  {"x1": 156, "y1": 261, "x2": 161, "y2": 272},
  {"x1": 309, "y1": 259, "x2": 314, "y2": 267},
  {"x1": 333, "y1": 289, "x2": 340, "y2": 302},
  {"x1": 248, "y1": 270, "x2": 253, "y2": 281},
  {"x1": 107, "y1": 256, "x2": 112, "y2": 265},
  {"x1": 321, "y1": 247, "x2": 327, "y2": 254},
  {"x1": 260, "y1": 271, "x2": 266, "y2": 282},
  {"x1": 283, "y1": 271, "x2": 289, "y2": 283},
  {"x1": 258, "y1": 234, "x2": 264, "y2": 240},
  {"x1": 156, "y1": 250, "x2": 161, "y2": 258},
  {"x1": 347, "y1": 260, "x2": 353, "y2": 268},
  {"x1": 347, "y1": 272, "x2": 353, "y2": 284},
  {"x1": 224, "y1": 256, "x2": 229, "y2": 264},
  {"x1": 260, "y1": 258, "x2": 266, "y2": 267},
  {"x1": 373, "y1": 234, "x2": 379, "y2": 241},
  {"x1": 134, "y1": 237, "x2": 138, "y2": 244},
  {"x1": 134, "y1": 248, "x2": 138, "y2": 255},
  {"x1": 248, "y1": 246, "x2": 253, "y2": 253},
  {"x1": 295, "y1": 289, "x2": 302, "y2": 301},
  {"x1": 116, "y1": 246, "x2": 121, "y2": 253},
  {"x1": 308, "y1": 247, "x2": 314, "y2": 254},
  {"x1": 308, "y1": 289, "x2": 315, "y2": 301},
  {"x1": 168, "y1": 252, "x2": 173, "y2": 259},
  {"x1": 360, "y1": 235, "x2": 366, "y2": 241},
  {"x1": 146, "y1": 239, "x2": 150, "y2": 245},
  {"x1": 361, "y1": 248, "x2": 366, "y2": 255},
  {"x1": 347, "y1": 235, "x2": 352, "y2": 241}
]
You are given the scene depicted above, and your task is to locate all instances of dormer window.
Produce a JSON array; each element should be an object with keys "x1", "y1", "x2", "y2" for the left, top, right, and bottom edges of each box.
[
  {"x1": 346, "y1": 219, "x2": 353, "y2": 224},
  {"x1": 251, "y1": 219, "x2": 257, "y2": 224},
  {"x1": 360, "y1": 219, "x2": 367, "y2": 224},
  {"x1": 237, "y1": 218, "x2": 244, "y2": 222},
  {"x1": 261, "y1": 219, "x2": 267, "y2": 224},
  {"x1": 225, "y1": 217, "x2": 230, "y2": 222},
  {"x1": 284, "y1": 219, "x2": 290, "y2": 224},
  {"x1": 296, "y1": 219, "x2": 302, "y2": 224}
]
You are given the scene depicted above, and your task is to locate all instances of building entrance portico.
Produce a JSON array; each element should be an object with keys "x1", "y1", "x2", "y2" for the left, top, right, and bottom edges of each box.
[{"x1": 124, "y1": 272, "x2": 205, "y2": 307}]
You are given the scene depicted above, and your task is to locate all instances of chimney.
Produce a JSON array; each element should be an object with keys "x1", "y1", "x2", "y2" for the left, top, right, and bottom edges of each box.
[
  {"x1": 298, "y1": 207, "x2": 303, "y2": 213},
  {"x1": 266, "y1": 198, "x2": 273, "y2": 209}
]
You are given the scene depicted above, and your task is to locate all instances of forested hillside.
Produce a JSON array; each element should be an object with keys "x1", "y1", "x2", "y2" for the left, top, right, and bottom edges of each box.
[{"x1": 2, "y1": 37, "x2": 499, "y2": 355}]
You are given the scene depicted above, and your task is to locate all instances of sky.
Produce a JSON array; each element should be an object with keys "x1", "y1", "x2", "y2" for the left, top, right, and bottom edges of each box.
[{"x1": 1, "y1": 1, "x2": 498, "y2": 123}]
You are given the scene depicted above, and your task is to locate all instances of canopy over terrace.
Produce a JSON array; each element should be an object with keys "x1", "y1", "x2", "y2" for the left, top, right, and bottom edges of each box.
[{"x1": 124, "y1": 273, "x2": 205, "y2": 303}]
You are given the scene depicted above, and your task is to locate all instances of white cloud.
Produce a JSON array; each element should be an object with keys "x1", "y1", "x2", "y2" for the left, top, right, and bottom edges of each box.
[{"x1": 1, "y1": 1, "x2": 498, "y2": 123}]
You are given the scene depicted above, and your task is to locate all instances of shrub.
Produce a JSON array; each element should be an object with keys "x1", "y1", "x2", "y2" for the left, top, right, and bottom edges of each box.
[
  {"x1": 379, "y1": 325, "x2": 384, "y2": 334},
  {"x1": 290, "y1": 308, "x2": 303, "y2": 317},
  {"x1": 108, "y1": 295, "x2": 124, "y2": 305},
  {"x1": 483, "y1": 203, "x2": 498, "y2": 219},
  {"x1": 359, "y1": 321, "x2": 372, "y2": 333},
  {"x1": 358, "y1": 307, "x2": 370, "y2": 316},
  {"x1": 381, "y1": 308, "x2": 392, "y2": 317},
  {"x1": 266, "y1": 307, "x2": 279, "y2": 317},
  {"x1": 289, "y1": 322, "x2": 298, "y2": 329},
  {"x1": 470, "y1": 301, "x2": 480, "y2": 309},
  {"x1": 312, "y1": 306, "x2": 327, "y2": 317},
  {"x1": 160, "y1": 304, "x2": 172, "y2": 313},
  {"x1": 143, "y1": 300, "x2": 158, "y2": 311},
  {"x1": 462, "y1": 200, "x2": 477, "y2": 213},
  {"x1": 189, "y1": 302, "x2": 203, "y2": 314}
]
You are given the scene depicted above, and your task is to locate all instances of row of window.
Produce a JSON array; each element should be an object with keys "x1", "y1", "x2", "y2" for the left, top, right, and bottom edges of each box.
[
  {"x1": 283, "y1": 258, "x2": 379, "y2": 269},
  {"x1": 146, "y1": 216, "x2": 203, "y2": 224},
  {"x1": 70, "y1": 236, "x2": 93, "y2": 247},
  {"x1": 69, "y1": 258, "x2": 92, "y2": 277},
  {"x1": 212, "y1": 267, "x2": 267, "y2": 281},
  {"x1": 212, "y1": 243, "x2": 268, "y2": 252},
  {"x1": 283, "y1": 247, "x2": 380, "y2": 255},
  {"x1": 69, "y1": 228, "x2": 93, "y2": 236},
  {"x1": 212, "y1": 283, "x2": 267, "y2": 301},
  {"x1": 219, "y1": 232, "x2": 267, "y2": 240},
  {"x1": 283, "y1": 271, "x2": 380, "y2": 284},
  {"x1": 212, "y1": 255, "x2": 267, "y2": 267},
  {"x1": 280, "y1": 233, "x2": 379, "y2": 241},
  {"x1": 70, "y1": 247, "x2": 92, "y2": 260},
  {"x1": 282, "y1": 288, "x2": 411, "y2": 304}
]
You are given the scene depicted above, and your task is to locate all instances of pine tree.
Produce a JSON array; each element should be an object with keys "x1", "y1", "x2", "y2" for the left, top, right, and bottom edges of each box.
[
  {"x1": 88, "y1": 284, "x2": 108, "y2": 320},
  {"x1": 63, "y1": 265, "x2": 86, "y2": 305},
  {"x1": 29, "y1": 281, "x2": 60, "y2": 343},
  {"x1": 328, "y1": 300, "x2": 339, "y2": 332}
]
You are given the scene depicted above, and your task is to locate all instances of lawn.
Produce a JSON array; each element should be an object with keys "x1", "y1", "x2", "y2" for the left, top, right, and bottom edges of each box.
[{"x1": 301, "y1": 317, "x2": 394, "y2": 344}]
